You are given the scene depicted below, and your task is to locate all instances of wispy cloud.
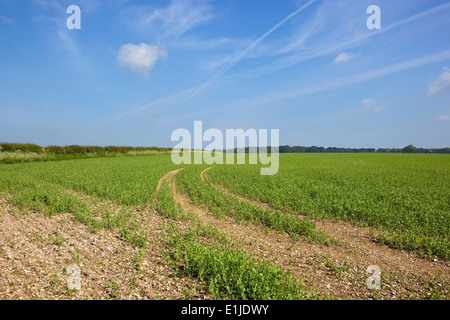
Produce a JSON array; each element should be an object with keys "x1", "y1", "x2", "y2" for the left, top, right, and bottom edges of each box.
[
  {"x1": 224, "y1": 2, "x2": 450, "y2": 84},
  {"x1": 43, "y1": 105, "x2": 55, "y2": 112},
  {"x1": 97, "y1": 86, "x2": 200, "y2": 125},
  {"x1": 34, "y1": 0, "x2": 100, "y2": 13},
  {"x1": 171, "y1": 36, "x2": 251, "y2": 51},
  {"x1": 373, "y1": 107, "x2": 384, "y2": 114},
  {"x1": 126, "y1": 0, "x2": 214, "y2": 38},
  {"x1": 168, "y1": 36, "x2": 254, "y2": 71},
  {"x1": 333, "y1": 52, "x2": 360, "y2": 64},
  {"x1": 117, "y1": 43, "x2": 167, "y2": 78},
  {"x1": 102, "y1": 0, "x2": 321, "y2": 118},
  {"x1": 147, "y1": 109, "x2": 163, "y2": 124},
  {"x1": 361, "y1": 99, "x2": 376, "y2": 107},
  {"x1": 148, "y1": 110, "x2": 161, "y2": 117},
  {"x1": 362, "y1": 99, "x2": 382, "y2": 113},
  {"x1": 437, "y1": 114, "x2": 450, "y2": 122},
  {"x1": 428, "y1": 67, "x2": 450, "y2": 96},
  {"x1": 186, "y1": 0, "x2": 319, "y2": 100},
  {"x1": 273, "y1": 8, "x2": 321, "y2": 56},
  {"x1": 0, "y1": 15, "x2": 14, "y2": 25},
  {"x1": 102, "y1": 47, "x2": 450, "y2": 126},
  {"x1": 33, "y1": 0, "x2": 101, "y2": 61},
  {"x1": 99, "y1": 2, "x2": 450, "y2": 128},
  {"x1": 34, "y1": 0, "x2": 79, "y2": 60},
  {"x1": 191, "y1": 50, "x2": 450, "y2": 118}
]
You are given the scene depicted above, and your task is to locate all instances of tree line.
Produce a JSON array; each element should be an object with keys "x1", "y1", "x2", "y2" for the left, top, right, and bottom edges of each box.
[{"x1": 229, "y1": 145, "x2": 450, "y2": 154}]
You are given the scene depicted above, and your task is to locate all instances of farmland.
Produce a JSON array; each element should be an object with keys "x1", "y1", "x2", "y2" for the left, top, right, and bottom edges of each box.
[
  {"x1": 207, "y1": 154, "x2": 450, "y2": 259},
  {"x1": 0, "y1": 153, "x2": 449, "y2": 300}
]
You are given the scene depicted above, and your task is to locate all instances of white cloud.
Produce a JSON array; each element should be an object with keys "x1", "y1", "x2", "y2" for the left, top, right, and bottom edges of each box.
[
  {"x1": 333, "y1": 52, "x2": 359, "y2": 64},
  {"x1": 428, "y1": 67, "x2": 450, "y2": 96},
  {"x1": 437, "y1": 114, "x2": 450, "y2": 121},
  {"x1": 43, "y1": 105, "x2": 55, "y2": 111},
  {"x1": 117, "y1": 43, "x2": 167, "y2": 78},
  {"x1": 361, "y1": 99, "x2": 376, "y2": 106}
]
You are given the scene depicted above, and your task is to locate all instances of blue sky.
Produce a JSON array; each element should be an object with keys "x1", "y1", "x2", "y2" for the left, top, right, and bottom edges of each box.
[{"x1": 0, "y1": 0, "x2": 449, "y2": 148}]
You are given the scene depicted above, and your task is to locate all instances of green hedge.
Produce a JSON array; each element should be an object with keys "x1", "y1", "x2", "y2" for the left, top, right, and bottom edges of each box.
[
  {"x1": 45, "y1": 146, "x2": 66, "y2": 154},
  {"x1": 0, "y1": 143, "x2": 43, "y2": 153},
  {"x1": 105, "y1": 146, "x2": 133, "y2": 153},
  {"x1": 64, "y1": 145, "x2": 87, "y2": 155},
  {"x1": 85, "y1": 146, "x2": 106, "y2": 154},
  {"x1": 1, "y1": 142, "x2": 171, "y2": 156}
]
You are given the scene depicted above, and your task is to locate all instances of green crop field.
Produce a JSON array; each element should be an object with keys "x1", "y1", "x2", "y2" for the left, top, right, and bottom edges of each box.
[
  {"x1": 0, "y1": 153, "x2": 449, "y2": 300},
  {"x1": 0, "y1": 154, "x2": 178, "y2": 206},
  {"x1": 207, "y1": 153, "x2": 450, "y2": 259}
]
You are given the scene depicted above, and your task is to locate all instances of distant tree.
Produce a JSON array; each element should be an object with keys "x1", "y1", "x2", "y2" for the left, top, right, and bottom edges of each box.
[
  {"x1": 403, "y1": 145, "x2": 417, "y2": 153},
  {"x1": 306, "y1": 146, "x2": 326, "y2": 153},
  {"x1": 279, "y1": 145, "x2": 291, "y2": 153},
  {"x1": 436, "y1": 148, "x2": 450, "y2": 154},
  {"x1": 291, "y1": 146, "x2": 305, "y2": 153}
]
